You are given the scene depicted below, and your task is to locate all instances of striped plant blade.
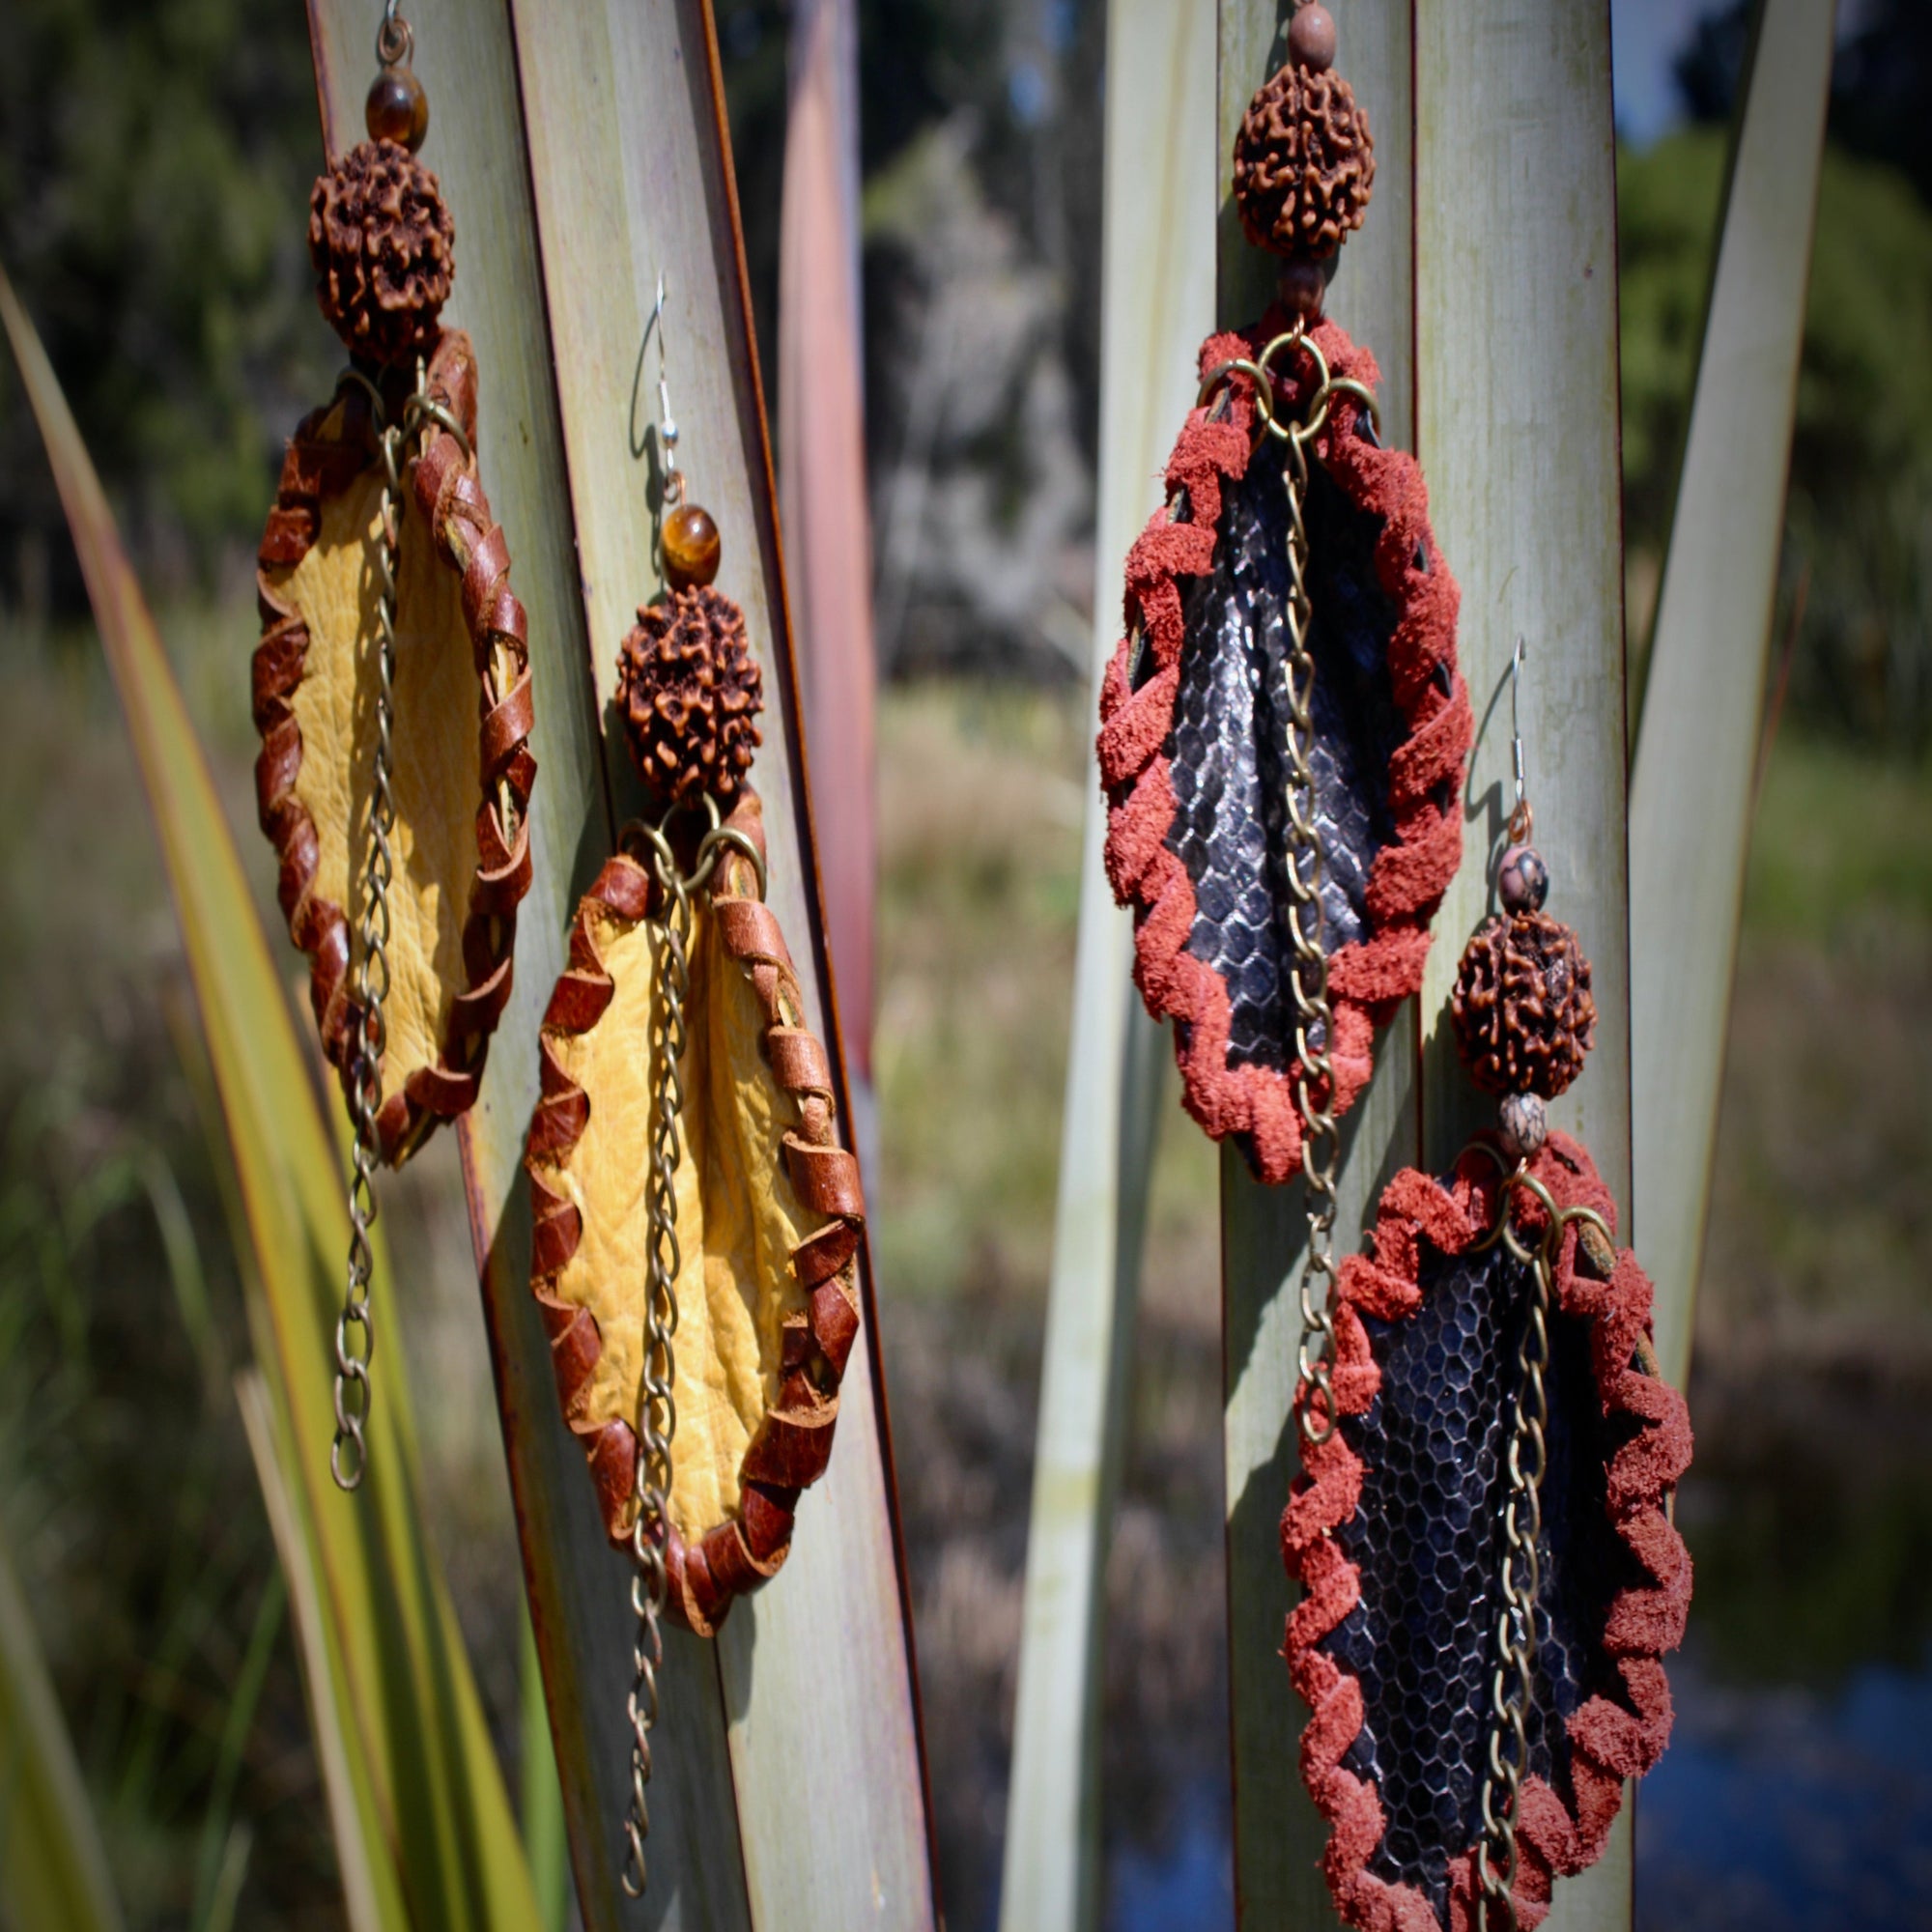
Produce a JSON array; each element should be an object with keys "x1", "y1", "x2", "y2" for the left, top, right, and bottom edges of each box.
[
  {"x1": 306, "y1": 2, "x2": 933, "y2": 1921},
  {"x1": 1630, "y1": 0, "x2": 1837, "y2": 1389},
  {"x1": 779, "y1": 0, "x2": 878, "y2": 1087},
  {"x1": 1216, "y1": 3, "x2": 1420, "y2": 1924},
  {"x1": 0, "y1": 264, "x2": 543, "y2": 1932},
  {"x1": 998, "y1": 2, "x2": 1212, "y2": 1925},
  {"x1": 298, "y1": 7, "x2": 682, "y2": 1924},
  {"x1": 1412, "y1": 4, "x2": 1634, "y2": 1928},
  {"x1": 235, "y1": 1368, "x2": 404, "y2": 1932},
  {"x1": 0, "y1": 1526, "x2": 125, "y2": 1932}
]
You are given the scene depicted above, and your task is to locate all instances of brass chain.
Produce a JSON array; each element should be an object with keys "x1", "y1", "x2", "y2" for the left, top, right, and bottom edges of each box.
[
  {"x1": 329, "y1": 366, "x2": 470, "y2": 1492},
  {"x1": 1469, "y1": 1157, "x2": 1615, "y2": 1931},
  {"x1": 331, "y1": 411, "x2": 406, "y2": 1492},
  {"x1": 1278, "y1": 416, "x2": 1342, "y2": 1447},
  {"x1": 616, "y1": 809, "x2": 767, "y2": 1899},
  {"x1": 1474, "y1": 1230, "x2": 1551, "y2": 1930},
  {"x1": 1193, "y1": 325, "x2": 1383, "y2": 1448},
  {"x1": 621, "y1": 848, "x2": 689, "y2": 1899}
]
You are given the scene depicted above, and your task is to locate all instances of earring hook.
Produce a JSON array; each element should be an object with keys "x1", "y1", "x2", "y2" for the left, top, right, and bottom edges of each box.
[
  {"x1": 1507, "y1": 636, "x2": 1532, "y2": 844},
  {"x1": 627, "y1": 276, "x2": 687, "y2": 506}
]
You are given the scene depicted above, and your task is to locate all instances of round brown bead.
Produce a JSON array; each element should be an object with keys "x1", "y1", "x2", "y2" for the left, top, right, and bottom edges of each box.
[
  {"x1": 1497, "y1": 841, "x2": 1550, "y2": 915},
  {"x1": 1233, "y1": 61, "x2": 1375, "y2": 262},
  {"x1": 1289, "y1": 4, "x2": 1338, "y2": 71},
  {"x1": 365, "y1": 65, "x2": 430, "y2": 152},
  {"x1": 309, "y1": 139, "x2": 454, "y2": 367},
  {"x1": 662, "y1": 501, "x2": 722, "y2": 591},
  {"x1": 616, "y1": 585, "x2": 764, "y2": 807},
  {"x1": 1278, "y1": 255, "x2": 1328, "y2": 322},
  {"x1": 1450, "y1": 912, "x2": 1598, "y2": 1101},
  {"x1": 1498, "y1": 1091, "x2": 1548, "y2": 1161}
]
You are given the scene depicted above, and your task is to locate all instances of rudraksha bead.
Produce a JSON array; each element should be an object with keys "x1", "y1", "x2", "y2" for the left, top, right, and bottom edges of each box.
[
  {"x1": 1450, "y1": 912, "x2": 1597, "y2": 1100},
  {"x1": 1232, "y1": 60, "x2": 1375, "y2": 262},
  {"x1": 309, "y1": 140, "x2": 454, "y2": 367},
  {"x1": 617, "y1": 585, "x2": 763, "y2": 808}
]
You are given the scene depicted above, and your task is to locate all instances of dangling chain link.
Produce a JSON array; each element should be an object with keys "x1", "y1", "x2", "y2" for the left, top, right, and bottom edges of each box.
[
  {"x1": 330, "y1": 363, "x2": 469, "y2": 1492},
  {"x1": 1196, "y1": 324, "x2": 1382, "y2": 1448},
  {"x1": 332, "y1": 408, "x2": 406, "y2": 1492},
  {"x1": 1278, "y1": 415, "x2": 1342, "y2": 1446},
  {"x1": 1469, "y1": 1155, "x2": 1614, "y2": 1931},
  {"x1": 620, "y1": 841, "x2": 691, "y2": 1899},
  {"x1": 615, "y1": 806, "x2": 767, "y2": 1898}
]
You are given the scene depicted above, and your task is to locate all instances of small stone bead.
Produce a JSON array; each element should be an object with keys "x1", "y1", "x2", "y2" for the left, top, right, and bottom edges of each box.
[
  {"x1": 1498, "y1": 842, "x2": 1550, "y2": 915},
  {"x1": 1498, "y1": 1091, "x2": 1548, "y2": 1161},
  {"x1": 1279, "y1": 255, "x2": 1327, "y2": 322},
  {"x1": 1289, "y1": 4, "x2": 1338, "y2": 71},
  {"x1": 366, "y1": 65, "x2": 430, "y2": 152},
  {"x1": 662, "y1": 502, "x2": 722, "y2": 591}
]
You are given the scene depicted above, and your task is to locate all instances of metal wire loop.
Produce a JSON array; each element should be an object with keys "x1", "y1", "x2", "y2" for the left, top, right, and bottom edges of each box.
[
  {"x1": 376, "y1": 3, "x2": 412, "y2": 70},
  {"x1": 1198, "y1": 327, "x2": 1383, "y2": 461},
  {"x1": 612, "y1": 783, "x2": 775, "y2": 1900}
]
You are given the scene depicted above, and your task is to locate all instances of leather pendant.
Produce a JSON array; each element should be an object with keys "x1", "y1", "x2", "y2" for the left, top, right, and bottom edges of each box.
[
  {"x1": 526, "y1": 792, "x2": 864, "y2": 1634},
  {"x1": 524, "y1": 493, "x2": 863, "y2": 1636},
  {"x1": 1285, "y1": 1137, "x2": 1692, "y2": 1931},
  {"x1": 1097, "y1": 23, "x2": 1471, "y2": 1184},
  {"x1": 252, "y1": 128, "x2": 535, "y2": 1164},
  {"x1": 1286, "y1": 715, "x2": 1693, "y2": 1927}
]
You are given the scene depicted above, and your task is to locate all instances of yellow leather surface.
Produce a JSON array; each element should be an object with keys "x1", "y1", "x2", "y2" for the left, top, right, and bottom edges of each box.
[
  {"x1": 551, "y1": 897, "x2": 812, "y2": 1540},
  {"x1": 269, "y1": 428, "x2": 479, "y2": 1114}
]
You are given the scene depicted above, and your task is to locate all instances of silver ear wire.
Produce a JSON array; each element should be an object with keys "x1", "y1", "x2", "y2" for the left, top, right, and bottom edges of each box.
[
  {"x1": 652, "y1": 275, "x2": 686, "y2": 508},
  {"x1": 1510, "y1": 636, "x2": 1527, "y2": 824}
]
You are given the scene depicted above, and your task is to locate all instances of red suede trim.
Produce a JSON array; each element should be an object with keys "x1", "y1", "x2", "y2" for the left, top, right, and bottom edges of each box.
[
  {"x1": 1281, "y1": 1131, "x2": 1695, "y2": 1932},
  {"x1": 1097, "y1": 314, "x2": 1473, "y2": 1183}
]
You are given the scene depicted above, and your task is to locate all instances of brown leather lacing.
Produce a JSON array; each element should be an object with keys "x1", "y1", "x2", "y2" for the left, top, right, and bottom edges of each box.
[
  {"x1": 525, "y1": 789, "x2": 865, "y2": 1637},
  {"x1": 252, "y1": 327, "x2": 536, "y2": 1164}
]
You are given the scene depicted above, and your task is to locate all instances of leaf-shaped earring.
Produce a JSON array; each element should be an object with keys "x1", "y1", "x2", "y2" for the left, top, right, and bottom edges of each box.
[
  {"x1": 1098, "y1": 1, "x2": 1473, "y2": 1195},
  {"x1": 523, "y1": 287, "x2": 864, "y2": 1901},
  {"x1": 1284, "y1": 641, "x2": 1694, "y2": 1932},
  {"x1": 252, "y1": 4, "x2": 537, "y2": 1491}
]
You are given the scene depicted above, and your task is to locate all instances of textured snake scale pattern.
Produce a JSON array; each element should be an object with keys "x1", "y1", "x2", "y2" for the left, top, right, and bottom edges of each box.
[
  {"x1": 1283, "y1": 1137, "x2": 1695, "y2": 1931},
  {"x1": 1098, "y1": 313, "x2": 1472, "y2": 1184},
  {"x1": 1323, "y1": 1232, "x2": 1640, "y2": 1918},
  {"x1": 1167, "y1": 449, "x2": 1404, "y2": 1069}
]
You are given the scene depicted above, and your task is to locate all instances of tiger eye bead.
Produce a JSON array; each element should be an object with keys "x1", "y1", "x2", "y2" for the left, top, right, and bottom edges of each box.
[
  {"x1": 662, "y1": 502, "x2": 722, "y2": 591},
  {"x1": 366, "y1": 65, "x2": 430, "y2": 152}
]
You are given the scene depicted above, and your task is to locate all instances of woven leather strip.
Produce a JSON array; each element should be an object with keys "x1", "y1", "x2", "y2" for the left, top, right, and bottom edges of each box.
[
  {"x1": 250, "y1": 328, "x2": 537, "y2": 1165},
  {"x1": 522, "y1": 789, "x2": 866, "y2": 1635},
  {"x1": 1281, "y1": 1132, "x2": 1693, "y2": 1931},
  {"x1": 1097, "y1": 313, "x2": 1472, "y2": 1184}
]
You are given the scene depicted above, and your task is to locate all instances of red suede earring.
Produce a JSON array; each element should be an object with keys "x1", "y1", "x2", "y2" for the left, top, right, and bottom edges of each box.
[
  {"x1": 1097, "y1": 0, "x2": 1473, "y2": 1195},
  {"x1": 1282, "y1": 640, "x2": 1694, "y2": 1932}
]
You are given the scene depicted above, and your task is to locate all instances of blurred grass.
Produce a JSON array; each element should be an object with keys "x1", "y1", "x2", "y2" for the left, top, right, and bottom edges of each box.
[
  {"x1": 874, "y1": 681, "x2": 1216, "y2": 1317},
  {"x1": 1743, "y1": 735, "x2": 1932, "y2": 941},
  {"x1": 0, "y1": 583, "x2": 528, "y2": 1920}
]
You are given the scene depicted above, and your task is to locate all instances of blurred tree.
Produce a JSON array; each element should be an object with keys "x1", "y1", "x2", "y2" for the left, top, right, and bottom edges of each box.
[
  {"x1": 0, "y1": 0, "x2": 330, "y2": 611},
  {"x1": 1626, "y1": 2, "x2": 1932, "y2": 749},
  {"x1": 1679, "y1": 0, "x2": 1932, "y2": 207}
]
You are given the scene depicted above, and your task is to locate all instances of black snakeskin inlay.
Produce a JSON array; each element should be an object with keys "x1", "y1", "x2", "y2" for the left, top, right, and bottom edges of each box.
[
  {"x1": 1319, "y1": 1221, "x2": 1641, "y2": 1918},
  {"x1": 1167, "y1": 448, "x2": 1405, "y2": 1072}
]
